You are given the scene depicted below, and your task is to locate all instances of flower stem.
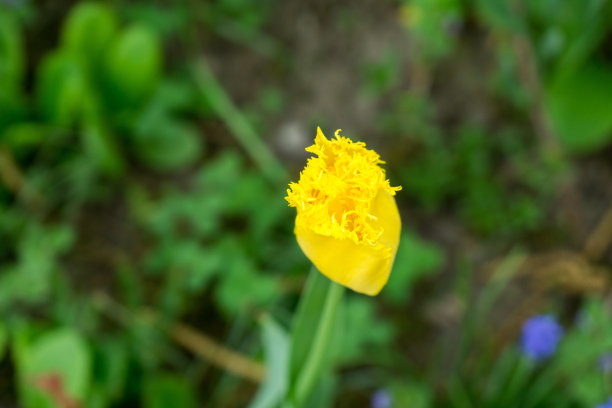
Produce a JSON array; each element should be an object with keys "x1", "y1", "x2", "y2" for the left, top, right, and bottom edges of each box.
[{"x1": 291, "y1": 272, "x2": 344, "y2": 406}]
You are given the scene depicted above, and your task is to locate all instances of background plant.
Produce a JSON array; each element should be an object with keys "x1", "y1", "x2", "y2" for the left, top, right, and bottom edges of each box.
[{"x1": 1, "y1": 0, "x2": 612, "y2": 407}]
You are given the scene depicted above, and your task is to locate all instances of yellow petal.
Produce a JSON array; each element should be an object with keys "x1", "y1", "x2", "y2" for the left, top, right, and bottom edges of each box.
[{"x1": 295, "y1": 190, "x2": 401, "y2": 295}]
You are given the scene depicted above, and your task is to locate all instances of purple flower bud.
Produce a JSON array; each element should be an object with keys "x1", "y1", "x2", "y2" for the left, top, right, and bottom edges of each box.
[
  {"x1": 519, "y1": 314, "x2": 563, "y2": 361},
  {"x1": 599, "y1": 353, "x2": 612, "y2": 373},
  {"x1": 371, "y1": 388, "x2": 392, "y2": 408}
]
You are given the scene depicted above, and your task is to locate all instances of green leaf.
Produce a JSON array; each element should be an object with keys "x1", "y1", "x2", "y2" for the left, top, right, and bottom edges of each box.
[
  {"x1": 249, "y1": 315, "x2": 290, "y2": 408},
  {"x1": 529, "y1": 0, "x2": 609, "y2": 76},
  {"x1": 288, "y1": 268, "x2": 344, "y2": 406},
  {"x1": 148, "y1": 240, "x2": 221, "y2": 289},
  {"x1": 0, "y1": 12, "x2": 26, "y2": 130},
  {"x1": 132, "y1": 81, "x2": 204, "y2": 171},
  {"x1": 553, "y1": 298, "x2": 612, "y2": 405},
  {"x1": 546, "y1": 61, "x2": 612, "y2": 153},
  {"x1": 105, "y1": 24, "x2": 161, "y2": 106},
  {"x1": 0, "y1": 223, "x2": 74, "y2": 310},
  {"x1": 384, "y1": 232, "x2": 443, "y2": 304},
  {"x1": 133, "y1": 117, "x2": 203, "y2": 171},
  {"x1": 17, "y1": 328, "x2": 91, "y2": 408},
  {"x1": 36, "y1": 51, "x2": 90, "y2": 125},
  {"x1": 91, "y1": 337, "x2": 128, "y2": 402},
  {"x1": 0, "y1": 10, "x2": 24, "y2": 93},
  {"x1": 2, "y1": 124, "x2": 48, "y2": 159},
  {"x1": 288, "y1": 268, "x2": 334, "y2": 383},
  {"x1": 143, "y1": 374, "x2": 196, "y2": 408},
  {"x1": 288, "y1": 266, "x2": 345, "y2": 406},
  {"x1": 215, "y1": 249, "x2": 278, "y2": 316},
  {"x1": 392, "y1": 382, "x2": 433, "y2": 408},
  {"x1": 61, "y1": 2, "x2": 118, "y2": 66}
]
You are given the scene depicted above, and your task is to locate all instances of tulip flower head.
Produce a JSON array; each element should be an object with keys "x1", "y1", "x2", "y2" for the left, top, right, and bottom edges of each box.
[{"x1": 286, "y1": 128, "x2": 401, "y2": 295}]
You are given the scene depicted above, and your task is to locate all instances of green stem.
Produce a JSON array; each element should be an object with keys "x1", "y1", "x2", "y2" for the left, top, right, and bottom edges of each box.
[
  {"x1": 293, "y1": 279, "x2": 344, "y2": 406},
  {"x1": 191, "y1": 59, "x2": 287, "y2": 184}
]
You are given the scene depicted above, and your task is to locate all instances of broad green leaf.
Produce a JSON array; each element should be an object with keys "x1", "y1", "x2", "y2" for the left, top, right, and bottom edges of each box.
[
  {"x1": 528, "y1": 0, "x2": 609, "y2": 76},
  {"x1": 143, "y1": 374, "x2": 196, "y2": 408},
  {"x1": 249, "y1": 315, "x2": 290, "y2": 408},
  {"x1": 18, "y1": 328, "x2": 91, "y2": 408},
  {"x1": 61, "y1": 2, "x2": 118, "y2": 66},
  {"x1": 302, "y1": 374, "x2": 337, "y2": 408},
  {"x1": 288, "y1": 267, "x2": 334, "y2": 384},
  {"x1": 105, "y1": 24, "x2": 161, "y2": 106},
  {"x1": 546, "y1": 61, "x2": 612, "y2": 153},
  {"x1": 36, "y1": 51, "x2": 90, "y2": 125},
  {"x1": 289, "y1": 270, "x2": 344, "y2": 406}
]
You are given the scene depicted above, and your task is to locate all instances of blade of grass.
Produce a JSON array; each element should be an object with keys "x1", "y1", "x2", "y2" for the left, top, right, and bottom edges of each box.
[{"x1": 192, "y1": 58, "x2": 287, "y2": 184}]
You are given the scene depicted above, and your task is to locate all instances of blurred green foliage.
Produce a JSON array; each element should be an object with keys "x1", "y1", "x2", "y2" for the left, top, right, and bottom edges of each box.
[{"x1": 1, "y1": 0, "x2": 612, "y2": 407}]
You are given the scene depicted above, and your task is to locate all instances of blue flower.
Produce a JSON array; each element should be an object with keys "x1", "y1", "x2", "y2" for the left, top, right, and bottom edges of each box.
[
  {"x1": 599, "y1": 353, "x2": 612, "y2": 373},
  {"x1": 519, "y1": 314, "x2": 563, "y2": 361},
  {"x1": 595, "y1": 396, "x2": 612, "y2": 408},
  {"x1": 370, "y1": 388, "x2": 392, "y2": 408}
]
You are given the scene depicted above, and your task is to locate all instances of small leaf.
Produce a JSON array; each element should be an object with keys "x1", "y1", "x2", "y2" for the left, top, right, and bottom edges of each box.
[
  {"x1": 133, "y1": 117, "x2": 202, "y2": 171},
  {"x1": 216, "y1": 250, "x2": 278, "y2": 316},
  {"x1": 61, "y1": 2, "x2": 118, "y2": 66},
  {"x1": 105, "y1": 24, "x2": 161, "y2": 106},
  {"x1": 36, "y1": 51, "x2": 90, "y2": 125},
  {"x1": 249, "y1": 315, "x2": 290, "y2": 408},
  {"x1": 17, "y1": 328, "x2": 91, "y2": 408}
]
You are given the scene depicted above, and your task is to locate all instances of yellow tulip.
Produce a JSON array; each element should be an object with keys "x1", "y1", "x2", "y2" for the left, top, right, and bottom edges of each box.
[{"x1": 286, "y1": 128, "x2": 402, "y2": 295}]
